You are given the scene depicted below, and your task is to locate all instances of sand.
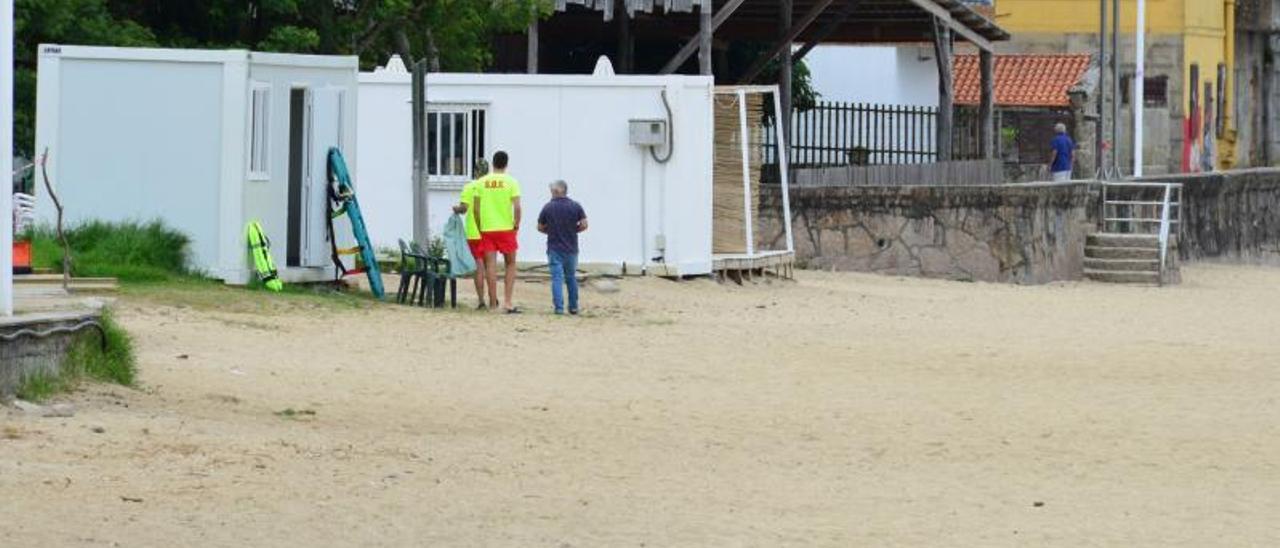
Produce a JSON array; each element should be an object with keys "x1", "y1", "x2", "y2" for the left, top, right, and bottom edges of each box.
[{"x1": 3, "y1": 264, "x2": 1279, "y2": 546}]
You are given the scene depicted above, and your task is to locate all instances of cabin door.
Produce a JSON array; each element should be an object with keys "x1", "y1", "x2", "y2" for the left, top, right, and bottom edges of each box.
[
  {"x1": 286, "y1": 86, "x2": 342, "y2": 269},
  {"x1": 305, "y1": 88, "x2": 342, "y2": 267}
]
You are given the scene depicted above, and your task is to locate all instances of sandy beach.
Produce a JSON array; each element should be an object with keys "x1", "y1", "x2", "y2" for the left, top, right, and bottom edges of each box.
[{"x1": 3, "y1": 264, "x2": 1279, "y2": 546}]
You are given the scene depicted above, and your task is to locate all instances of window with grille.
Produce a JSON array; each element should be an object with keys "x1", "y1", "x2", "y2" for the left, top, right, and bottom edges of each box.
[
  {"x1": 1120, "y1": 75, "x2": 1168, "y2": 107},
  {"x1": 427, "y1": 105, "x2": 487, "y2": 188},
  {"x1": 249, "y1": 83, "x2": 271, "y2": 179}
]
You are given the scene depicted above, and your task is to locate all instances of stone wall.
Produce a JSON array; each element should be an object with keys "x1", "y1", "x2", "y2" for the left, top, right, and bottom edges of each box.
[
  {"x1": 0, "y1": 312, "x2": 101, "y2": 398},
  {"x1": 1140, "y1": 168, "x2": 1280, "y2": 264},
  {"x1": 759, "y1": 182, "x2": 1096, "y2": 283}
]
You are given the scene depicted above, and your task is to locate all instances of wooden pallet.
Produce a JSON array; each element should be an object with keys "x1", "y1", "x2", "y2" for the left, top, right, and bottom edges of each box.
[{"x1": 712, "y1": 251, "x2": 795, "y2": 284}]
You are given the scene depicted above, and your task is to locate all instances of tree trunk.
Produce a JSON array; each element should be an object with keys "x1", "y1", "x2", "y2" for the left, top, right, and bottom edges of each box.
[{"x1": 394, "y1": 26, "x2": 415, "y2": 67}]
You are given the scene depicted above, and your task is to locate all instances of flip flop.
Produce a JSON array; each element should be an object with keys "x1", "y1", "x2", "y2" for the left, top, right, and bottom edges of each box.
[{"x1": 505, "y1": 307, "x2": 522, "y2": 314}]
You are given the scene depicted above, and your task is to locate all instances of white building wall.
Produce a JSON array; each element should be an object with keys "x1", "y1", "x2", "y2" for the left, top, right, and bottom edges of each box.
[
  {"x1": 357, "y1": 71, "x2": 714, "y2": 275},
  {"x1": 806, "y1": 45, "x2": 939, "y2": 107},
  {"x1": 34, "y1": 49, "x2": 228, "y2": 276},
  {"x1": 34, "y1": 46, "x2": 357, "y2": 284}
]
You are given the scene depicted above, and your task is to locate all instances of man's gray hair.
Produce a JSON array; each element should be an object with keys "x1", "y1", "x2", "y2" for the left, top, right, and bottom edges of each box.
[
  {"x1": 549, "y1": 180, "x2": 568, "y2": 194},
  {"x1": 1054, "y1": 122, "x2": 1067, "y2": 134}
]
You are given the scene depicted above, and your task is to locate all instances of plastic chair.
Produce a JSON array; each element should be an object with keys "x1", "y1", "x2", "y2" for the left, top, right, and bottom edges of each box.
[
  {"x1": 409, "y1": 241, "x2": 457, "y2": 309},
  {"x1": 396, "y1": 239, "x2": 430, "y2": 305}
]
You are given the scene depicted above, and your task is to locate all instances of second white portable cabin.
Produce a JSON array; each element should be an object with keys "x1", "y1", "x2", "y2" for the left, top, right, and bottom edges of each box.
[
  {"x1": 357, "y1": 58, "x2": 715, "y2": 276},
  {"x1": 34, "y1": 45, "x2": 358, "y2": 284}
]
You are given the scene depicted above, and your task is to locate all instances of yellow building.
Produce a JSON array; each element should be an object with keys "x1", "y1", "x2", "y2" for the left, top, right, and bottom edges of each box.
[{"x1": 991, "y1": 0, "x2": 1239, "y2": 172}]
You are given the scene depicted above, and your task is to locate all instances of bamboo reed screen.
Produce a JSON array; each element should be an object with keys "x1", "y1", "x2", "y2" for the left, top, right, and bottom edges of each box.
[{"x1": 712, "y1": 92, "x2": 764, "y2": 254}]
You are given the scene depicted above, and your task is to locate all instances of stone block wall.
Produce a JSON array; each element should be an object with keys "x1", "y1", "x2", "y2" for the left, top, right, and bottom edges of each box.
[
  {"x1": 0, "y1": 313, "x2": 101, "y2": 398},
  {"x1": 759, "y1": 183, "x2": 1096, "y2": 284},
  {"x1": 1141, "y1": 168, "x2": 1280, "y2": 263}
]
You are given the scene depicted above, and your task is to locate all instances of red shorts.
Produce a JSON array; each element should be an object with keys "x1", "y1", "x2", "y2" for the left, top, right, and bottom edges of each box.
[
  {"x1": 467, "y1": 239, "x2": 486, "y2": 261},
  {"x1": 481, "y1": 230, "x2": 519, "y2": 255}
]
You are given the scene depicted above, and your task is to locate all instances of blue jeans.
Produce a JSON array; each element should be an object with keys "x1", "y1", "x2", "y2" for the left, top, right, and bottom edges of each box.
[{"x1": 547, "y1": 250, "x2": 579, "y2": 313}]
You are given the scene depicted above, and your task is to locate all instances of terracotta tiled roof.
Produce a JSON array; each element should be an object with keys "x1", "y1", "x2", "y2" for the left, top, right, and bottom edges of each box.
[{"x1": 953, "y1": 54, "x2": 1091, "y2": 108}]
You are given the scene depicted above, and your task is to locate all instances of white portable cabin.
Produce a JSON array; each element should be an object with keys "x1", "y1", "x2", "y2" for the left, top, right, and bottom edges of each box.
[
  {"x1": 357, "y1": 59, "x2": 715, "y2": 276},
  {"x1": 34, "y1": 45, "x2": 358, "y2": 284}
]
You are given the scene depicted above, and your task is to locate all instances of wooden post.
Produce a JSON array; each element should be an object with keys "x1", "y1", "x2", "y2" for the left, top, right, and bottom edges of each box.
[
  {"x1": 411, "y1": 60, "x2": 429, "y2": 246},
  {"x1": 933, "y1": 19, "x2": 954, "y2": 162},
  {"x1": 619, "y1": 3, "x2": 634, "y2": 73},
  {"x1": 699, "y1": 1, "x2": 713, "y2": 75},
  {"x1": 979, "y1": 49, "x2": 995, "y2": 160},
  {"x1": 779, "y1": 0, "x2": 793, "y2": 135},
  {"x1": 527, "y1": 20, "x2": 539, "y2": 74}
]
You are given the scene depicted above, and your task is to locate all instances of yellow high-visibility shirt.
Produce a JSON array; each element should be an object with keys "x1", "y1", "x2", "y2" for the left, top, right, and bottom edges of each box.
[{"x1": 474, "y1": 173, "x2": 521, "y2": 232}]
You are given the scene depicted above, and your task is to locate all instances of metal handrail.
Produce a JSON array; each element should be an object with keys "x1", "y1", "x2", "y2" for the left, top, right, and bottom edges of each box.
[
  {"x1": 1100, "y1": 181, "x2": 1182, "y2": 285},
  {"x1": 1156, "y1": 184, "x2": 1174, "y2": 286}
]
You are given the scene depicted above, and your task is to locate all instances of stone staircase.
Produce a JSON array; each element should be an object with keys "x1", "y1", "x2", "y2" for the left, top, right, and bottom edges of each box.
[{"x1": 1084, "y1": 233, "x2": 1179, "y2": 285}]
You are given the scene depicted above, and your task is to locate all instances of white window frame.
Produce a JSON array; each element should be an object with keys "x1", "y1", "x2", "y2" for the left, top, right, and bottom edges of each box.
[
  {"x1": 426, "y1": 102, "x2": 488, "y2": 190},
  {"x1": 248, "y1": 82, "x2": 272, "y2": 181}
]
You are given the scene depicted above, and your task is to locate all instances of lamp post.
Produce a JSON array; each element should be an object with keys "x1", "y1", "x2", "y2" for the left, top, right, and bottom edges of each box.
[
  {"x1": 1097, "y1": 0, "x2": 1107, "y2": 178},
  {"x1": 1134, "y1": 0, "x2": 1146, "y2": 176}
]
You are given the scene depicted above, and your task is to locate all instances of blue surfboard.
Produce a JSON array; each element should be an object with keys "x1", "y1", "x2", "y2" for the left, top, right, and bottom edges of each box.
[{"x1": 326, "y1": 147, "x2": 385, "y2": 299}]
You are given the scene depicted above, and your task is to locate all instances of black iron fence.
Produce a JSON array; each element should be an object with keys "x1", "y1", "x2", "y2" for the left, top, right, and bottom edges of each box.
[{"x1": 762, "y1": 100, "x2": 985, "y2": 170}]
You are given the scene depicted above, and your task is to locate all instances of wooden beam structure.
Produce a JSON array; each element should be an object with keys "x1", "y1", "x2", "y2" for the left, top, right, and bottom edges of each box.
[
  {"x1": 904, "y1": 0, "x2": 993, "y2": 52},
  {"x1": 738, "y1": 0, "x2": 838, "y2": 84},
  {"x1": 778, "y1": 0, "x2": 793, "y2": 131},
  {"x1": 979, "y1": 49, "x2": 994, "y2": 159},
  {"x1": 519, "y1": 0, "x2": 1010, "y2": 75},
  {"x1": 791, "y1": 0, "x2": 864, "y2": 64},
  {"x1": 698, "y1": 3, "x2": 713, "y2": 74},
  {"x1": 659, "y1": 0, "x2": 749, "y2": 74}
]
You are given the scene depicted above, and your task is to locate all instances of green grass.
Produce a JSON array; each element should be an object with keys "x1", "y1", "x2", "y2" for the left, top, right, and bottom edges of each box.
[
  {"x1": 16, "y1": 311, "x2": 137, "y2": 401},
  {"x1": 26, "y1": 220, "x2": 191, "y2": 282},
  {"x1": 23, "y1": 218, "x2": 383, "y2": 318},
  {"x1": 14, "y1": 372, "x2": 64, "y2": 402}
]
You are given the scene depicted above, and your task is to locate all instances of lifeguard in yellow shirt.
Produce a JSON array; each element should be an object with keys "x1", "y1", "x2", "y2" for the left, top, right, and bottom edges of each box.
[{"x1": 472, "y1": 151, "x2": 522, "y2": 313}]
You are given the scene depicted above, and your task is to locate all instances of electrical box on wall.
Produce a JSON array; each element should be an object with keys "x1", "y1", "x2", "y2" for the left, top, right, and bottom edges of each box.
[{"x1": 629, "y1": 119, "x2": 666, "y2": 146}]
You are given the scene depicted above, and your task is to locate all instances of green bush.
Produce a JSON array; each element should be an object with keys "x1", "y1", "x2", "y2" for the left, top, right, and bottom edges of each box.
[{"x1": 26, "y1": 220, "x2": 191, "y2": 282}]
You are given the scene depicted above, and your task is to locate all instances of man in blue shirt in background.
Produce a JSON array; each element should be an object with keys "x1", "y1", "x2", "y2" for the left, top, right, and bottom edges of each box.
[
  {"x1": 1049, "y1": 122, "x2": 1075, "y2": 181},
  {"x1": 537, "y1": 180, "x2": 588, "y2": 315}
]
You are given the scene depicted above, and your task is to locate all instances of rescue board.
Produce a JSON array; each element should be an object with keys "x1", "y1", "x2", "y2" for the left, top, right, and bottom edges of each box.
[
  {"x1": 326, "y1": 147, "x2": 385, "y2": 299},
  {"x1": 246, "y1": 220, "x2": 284, "y2": 291}
]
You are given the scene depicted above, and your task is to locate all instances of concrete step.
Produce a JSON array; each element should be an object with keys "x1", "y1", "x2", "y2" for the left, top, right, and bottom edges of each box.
[
  {"x1": 14, "y1": 274, "x2": 119, "y2": 292},
  {"x1": 1084, "y1": 258, "x2": 1161, "y2": 272},
  {"x1": 1084, "y1": 269, "x2": 1161, "y2": 284},
  {"x1": 1085, "y1": 245, "x2": 1160, "y2": 260},
  {"x1": 1087, "y1": 233, "x2": 1161, "y2": 249}
]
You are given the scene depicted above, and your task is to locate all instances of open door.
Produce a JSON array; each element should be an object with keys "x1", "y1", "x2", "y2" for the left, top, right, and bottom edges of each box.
[{"x1": 305, "y1": 88, "x2": 342, "y2": 267}]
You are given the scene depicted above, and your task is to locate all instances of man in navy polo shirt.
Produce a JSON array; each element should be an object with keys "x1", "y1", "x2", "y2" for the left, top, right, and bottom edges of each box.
[
  {"x1": 537, "y1": 180, "x2": 588, "y2": 315},
  {"x1": 1049, "y1": 122, "x2": 1075, "y2": 181}
]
